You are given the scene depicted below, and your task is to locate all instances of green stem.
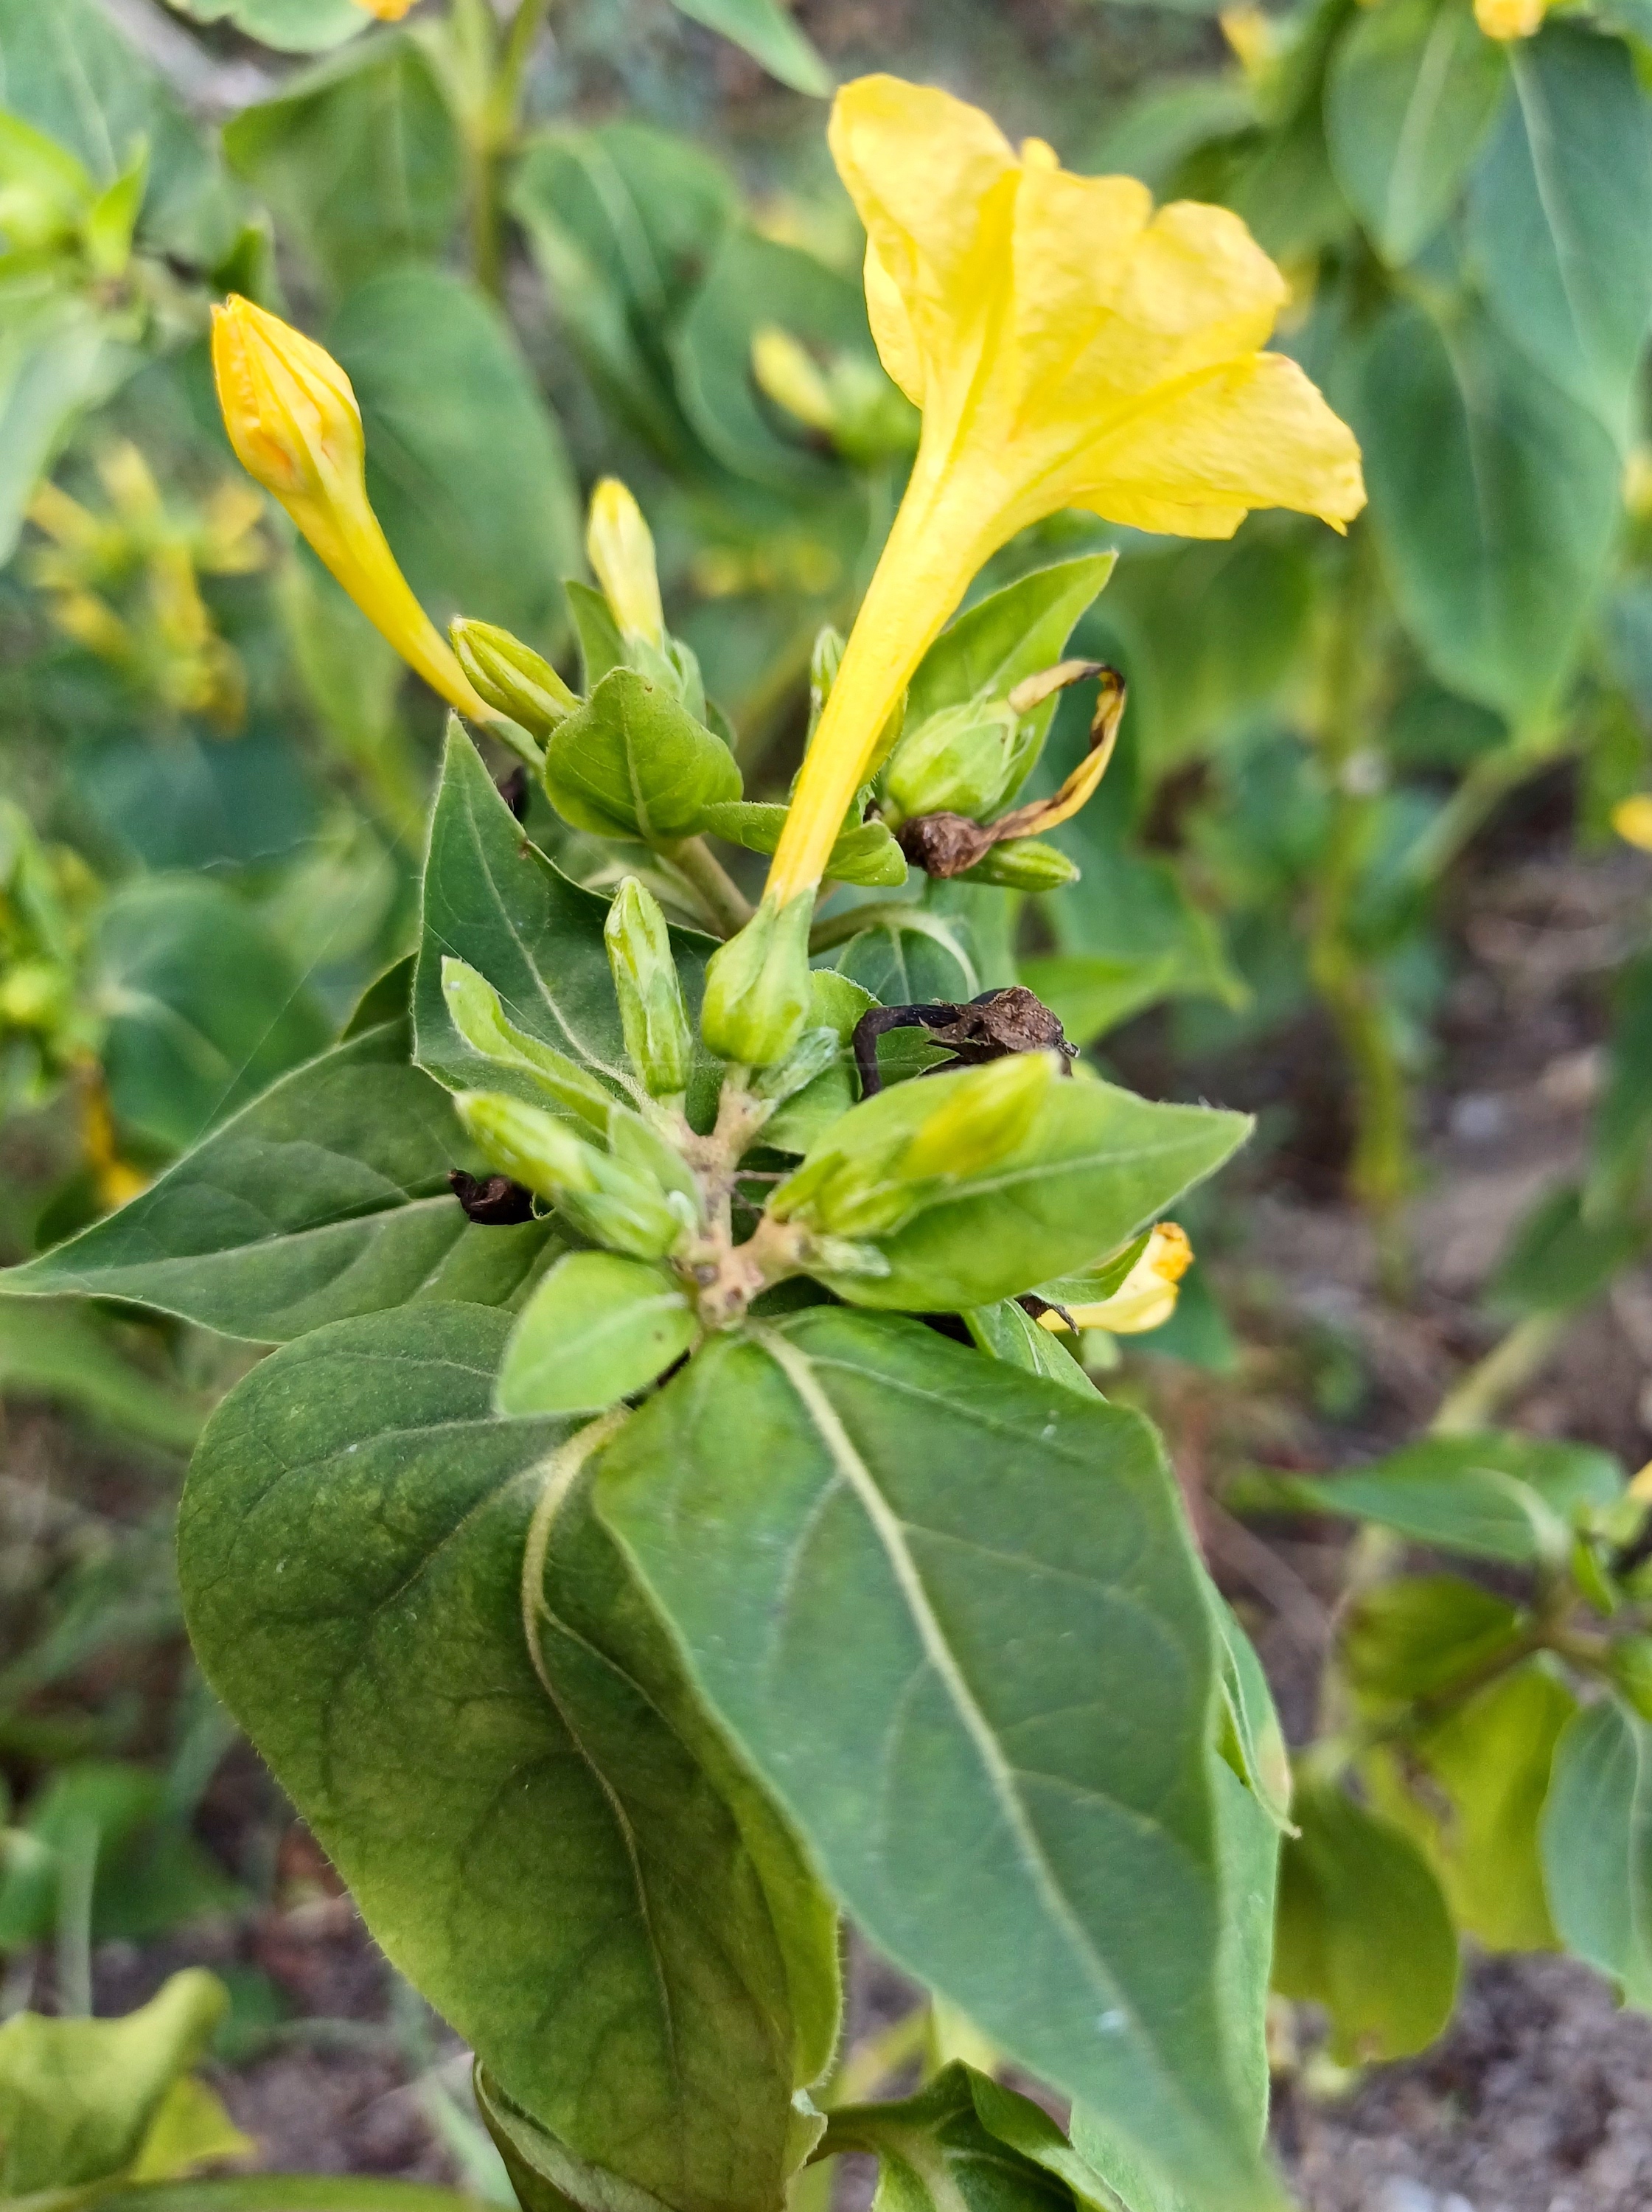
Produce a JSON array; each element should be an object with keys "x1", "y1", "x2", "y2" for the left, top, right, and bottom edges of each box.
[
  {"x1": 665, "y1": 836, "x2": 753, "y2": 936},
  {"x1": 1402, "y1": 733, "x2": 1574, "y2": 891},
  {"x1": 807, "y1": 899, "x2": 914, "y2": 953},
  {"x1": 1429, "y1": 1309, "x2": 1570, "y2": 1435}
]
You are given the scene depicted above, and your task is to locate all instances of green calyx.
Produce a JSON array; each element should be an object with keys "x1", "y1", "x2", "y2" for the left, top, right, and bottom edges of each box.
[
  {"x1": 700, "y1": 890, "x2": 815, "y2": 1065},
  {"x1": 450, "y1": 616, "x2": 579, "y2": 737},
  {"x1": 457, "y1": 1089, "x2": 688, "y2": 1260}
]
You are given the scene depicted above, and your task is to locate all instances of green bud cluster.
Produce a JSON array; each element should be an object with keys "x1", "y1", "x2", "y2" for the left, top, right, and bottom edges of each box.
[
  {"x1": 457, "y1": 1091, "x2": 689, "y2": 1261},
  {"x1": 771, "y1": 1051, "x2": 1059, "y2": 1238}
]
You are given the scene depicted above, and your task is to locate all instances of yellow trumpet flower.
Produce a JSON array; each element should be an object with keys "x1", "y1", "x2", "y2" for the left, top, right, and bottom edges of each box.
[
  {"x1": 702, "y1": 75, "x2": 1364, "y2": 1060},
  {"x1": 210, "y1": 295, "x2": 486, "y2": 720}
]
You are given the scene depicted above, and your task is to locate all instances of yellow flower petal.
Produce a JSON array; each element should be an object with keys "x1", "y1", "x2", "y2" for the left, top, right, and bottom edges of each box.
[
  {"x1": 1613, "y1": 795, "x2": 1652, "y2": 852},
  {"x1": 1475, "y1": 0, "x2": 1546, "y2": 37},
  {"x1": 709, "y1": 73, "x2": 1365, "y2": 1057},
  {"x1": 211, "y1": 296, "x2": 484, "y2": 719}
]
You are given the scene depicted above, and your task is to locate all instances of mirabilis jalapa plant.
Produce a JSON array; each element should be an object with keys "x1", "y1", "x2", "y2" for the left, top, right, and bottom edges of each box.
[{"x1": 7, "y1": 75, "x2": 1362, "y2": 2212}]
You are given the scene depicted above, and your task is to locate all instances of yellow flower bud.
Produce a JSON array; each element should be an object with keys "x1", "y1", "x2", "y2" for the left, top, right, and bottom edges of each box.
[
  {"x1": 752, "y1": 327, "x2": 837, "y2": 435},
  {"x1": 210, "y1": 295, "x2": 485, "y2": 720},
  {"x1": 353, "y1": 0, "x2": 418, "y2": 17},
  {"x1": 586, "y1": 478, "x2": 664, "y2": 648},
  {"x1": 1474, "y1": 0, "x2": 1546, "y2": 36}
]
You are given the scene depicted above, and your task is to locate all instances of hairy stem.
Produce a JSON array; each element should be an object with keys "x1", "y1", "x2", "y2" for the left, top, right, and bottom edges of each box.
[{"x1": 665, "y1": 835, "x2": 753, "y2": 935}]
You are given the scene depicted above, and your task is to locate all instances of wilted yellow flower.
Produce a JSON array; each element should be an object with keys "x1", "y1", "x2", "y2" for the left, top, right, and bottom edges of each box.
[
  {"x1": 1039, "y1": 1222, "x2": 1193, "y2": 1335},
  {"x1": 701, "y1": 77, "x2": 1364, "y2": 1060},
  {"x1": 1474, "y1": 0, "x2": 1546, "y2": 36},
  {"x1": 587, "y1": 478, "x2": 664, "y2": 647},
  {"x1": 1613, "y1": 795, "x2": 1652, "y2": 852},
  {"x1": 211, "y1": 295, "x2": 486, "y2": 719}
]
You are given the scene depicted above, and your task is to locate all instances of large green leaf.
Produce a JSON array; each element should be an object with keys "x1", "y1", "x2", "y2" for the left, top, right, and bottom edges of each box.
[
  {"x1": 1353, "y1": 296, "x2": 1621, "y2": 726},
  {"x1": 543, "y1": 668, "x2": 743, "y2": 840},
  {"x1": 95, "y1": 877, "x2": 332, "y2": 1155},
  {"x1": 167, "y1": 0, "x2": 369, "y2": 51},
  {"x1": 511, "y1": 123, "x2": 735, "y2": 463},
  {"x1": 1272, "y1": 1783, "x2": 1457, "y2": 2064},
  {"x1": 1365, "y1": 1661, "x2": 1574, "y2": 1952},
  {"x1": 669, "y1": 0, "x2": 832, "y2": 95},
  {"x1": 180, "y1": 1304, "x2": 838, "y2": 2211},
  {"x1": 0, "y1": 1300, "x2": 203, "y2": 1449},
  {"x1": 1542, "y1": 1697, "x2": 1652, "y2": 2006},
  {"x1": 416, "y1": 729, "x2": 665, "y2": 1098},
  {"x1": 1266, "y1": 1431, "x2": 1623, "y2": 1564},
  {"x1": 674, "y1": 226, "x2": 871, "y2": 488},
  {"x1": 330, "y1": 269, "x2": 581, "y2": 653},
  {"x1": 801, "y1": 1074, "x2": 1248, "y2": 1312},
  {"x1": 1324, "y1": 0, "x2": 1508, "y2": 265},
  {"x1": 223, "y1": 35, "x2": 463, "y2": 294},
  {"x1": 598, "y1": 1308, "x2": 1282, "y2": 2212},
  {"x1": 0, "y1": 1971, "x2": 225, "y2": 2194},
  {"x1": 1466, "y1": 24, "x2": 1652, "y2": 439},
  {"x1": 1, "y1": 1019, "x2": 551, "y2": 1342}
]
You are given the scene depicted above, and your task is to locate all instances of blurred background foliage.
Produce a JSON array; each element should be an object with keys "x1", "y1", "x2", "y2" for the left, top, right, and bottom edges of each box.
[{"x1": 10, "y1": 0, "x2": 1652, "y2": 2177}]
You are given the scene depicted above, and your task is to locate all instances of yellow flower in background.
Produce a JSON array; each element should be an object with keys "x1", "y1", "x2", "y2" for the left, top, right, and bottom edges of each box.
[
  {"x1": 586, "y1": 478, "x2": 665, "y2": 647},
  {"x1": 211, "y1": 296, "x2": 487, "y2": 720},
  {"x1": 1038, "y1": 1223, "x2": 1193, "y2": 1336},
  {"x1": 352, "y1": 0, "x2": 418, "y2": 18},
  {"x1": 1613, "y1": 795, "x2": 1652, "y2": 851},
  {"x1": 1474, "y1": 0, "x2": 1547, "y2": 38},
  {"x1": 702, "y1": 74, "x2": 1364, "y2": 1060}
]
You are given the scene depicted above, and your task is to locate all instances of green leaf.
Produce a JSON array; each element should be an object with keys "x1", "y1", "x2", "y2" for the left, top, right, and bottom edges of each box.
[
  {"x1": 544, "y1": 669, "x2": 743, "y2": 841},
  {"x1": 1466, "y1": 24, "x2": 1652, "y2": 438},
  {"x1": 821, "y1": 911, "x2": 980, "y2": 1005},
  {"x1": 963, "y1": 1299, "x2": 1098, "y2": 1397},
  {"x1": 823, "y1": 2065, "x2": 1078, "y2": 2212},
  {"x1": 180, "y1": 1304, "x2": 838, "y2": 2210},
  {"x1": 415, "y1": 729, "x2": 648, "y2": 1098},
  {"x1": 703, "y1": 801, "x2": 907, "y2": 888},
  {"x1": 1018, "y1": 953, "x2": 1209, "y2": 1048},
  {"x1": 1342, "y1": 1575, "x2": 1524, "y2": 1705},
  {"x1": 510, "y1": 123, "x2": 735, "y2": 462},
  {"x1": 598, "y1": 1308, "x2": 1282, "y2": 2212},
  {"x1": 1366, "y1": 1660, "x2": 1575, "y2": 1950},
  {"x1": 1271, "y1": 1431, "x2": 1623, "y2": 1563},
  {"x1": 1491, "y1": 1180, "x2": 1650, "y2": 1316},
  {"x1": 1542, "y1": 1697, "x2": 1652, "y2": 2006},
  {"x1": 1588, "y1": 950, "x2": 1652, "y2": 1214},
  {"x1": 166, "y1": 0, "x2": 368, "y2": 51},
  {"x1": 0, "y1": 292, "x2": 138, "y2": 567},
  {"x1": 498, "y1": 1251, "x2": 697, "y2": 1416},
  {"x1": 128, "y1": 2073, "x2": 254, "y2": 2183},
  {"x1": 0, "y1": 1299, "x2": 203, "y2": 1449},
  {"x1": 673, "y1": 226, "x2": 871, "y2": 487},
  {"x1": 1273, "y1": 1782, "x2": 1457, "y2": 2064},
  {"x1": 1, "y1": 1020, "x2": 552, "y2": 1343},
  {"x1": 1325, "y1": 0, "x2": 1508, "y2": 265},
  {"x1": 1353, "y1": 296, "x2": 1622, "y2": 725},
  {"x1": 95, "y1": 877, "x2": 331, "y2": 1155},
  {"x1": 567, "y1": 580, "x2": 627, "y2": 692},
  {"x1": 803, "y1": 1074, "x2": 1248, "y2": 1312},
  {"x1": 669, "y1": 0, "x2": 832, "y2": 94},
  {"x1": 0, "y1": 0, "x2": 232, "y2": 259},
  {"x1": 0, "y1": 1970, "x2": 226, "y2": 2194},
  {"x1": 1211, "y1": 1598, "x2": 1293, "y2": 1832},
  {"x1": 223, "y1": 35, "x2": 462, "y2": 294},
  {"x1": 330, "y1": 269, "x2": 581, "y2": 652}
]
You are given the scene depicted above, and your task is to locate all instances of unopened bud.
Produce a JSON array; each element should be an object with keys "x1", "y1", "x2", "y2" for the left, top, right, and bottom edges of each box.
[
  {"x1": 212, "y1": 296, "x2": 485, "y2": 719},
  {"x1": 902, "y1": 1052, "x2": 1056, "y2": 1181},
  {"x1": 752, "y1": 327, "x2": 836, "y2": 435},
  {"x1": 1042, "y1": 1222, "x2": 1193, "y2": 1335},
  {"x1": 605, "y1": 877, "x2": 693, "y2": 1097},
  {"x1": 882, "y1": 699, "x2": 1022, "y2": 826},
  {"x1": 450, "y1": 618, "x2": 578, "y2": 737},
  {"x1": 442, "y1": 958, "x2": 613, "y2": 1131},
  {"x1": 700, "y1": 892, "x2": 814, "y2": 1066},
  {"x1": 456, "y1": 1091, "x2": 683, "y2": 1260},
  {"x1": 961, "y1": 838, "x2": 1080, "y2": 891},
  {"x1": 587, "y1": 478, "x2": 663, "y2": 647}
]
